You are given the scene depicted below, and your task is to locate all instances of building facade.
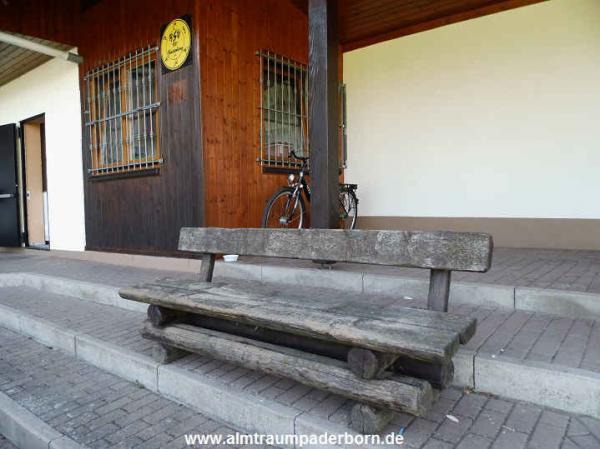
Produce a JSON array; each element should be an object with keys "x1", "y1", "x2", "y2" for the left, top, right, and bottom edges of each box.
[{"x1": 1, "y1": 0, "x2": 598, "y2": 254}]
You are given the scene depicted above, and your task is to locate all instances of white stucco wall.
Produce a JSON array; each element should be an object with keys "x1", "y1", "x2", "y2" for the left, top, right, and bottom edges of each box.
[
  {"x1": 0, "y1": 57, "x2": 85, "y2": 251},
  {"x1": 344, "y1": 0, "x2": 600, "y2": 219}
]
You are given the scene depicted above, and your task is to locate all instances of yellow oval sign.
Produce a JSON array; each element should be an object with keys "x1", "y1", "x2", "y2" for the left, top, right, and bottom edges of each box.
[{"x1": 160, "y1": 18, "x2": 191, "y2": 71}]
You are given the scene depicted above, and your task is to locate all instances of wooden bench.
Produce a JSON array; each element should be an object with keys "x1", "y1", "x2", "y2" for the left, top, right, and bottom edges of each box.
[{"x1": 120, "y1": 227, "x2": 492, "y2": 433}]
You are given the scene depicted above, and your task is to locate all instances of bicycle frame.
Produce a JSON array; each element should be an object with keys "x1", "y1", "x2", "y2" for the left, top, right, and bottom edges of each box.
[{"x1": 282, "y1": 152, "x2": 357, "y2": 227}]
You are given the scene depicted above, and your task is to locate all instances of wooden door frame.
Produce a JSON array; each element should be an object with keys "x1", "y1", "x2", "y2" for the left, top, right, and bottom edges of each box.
[{"x1": 19, "y1": 112, "x2": 48, "y2": 248}]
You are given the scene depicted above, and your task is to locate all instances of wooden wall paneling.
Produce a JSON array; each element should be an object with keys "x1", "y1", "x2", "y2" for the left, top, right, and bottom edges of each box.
[
  {"x1": 197, "y1": 0, "x2": 308, "y2": 228},
  {"x1": 81, "y1": 0, "x2": 204, "y2": 254}
]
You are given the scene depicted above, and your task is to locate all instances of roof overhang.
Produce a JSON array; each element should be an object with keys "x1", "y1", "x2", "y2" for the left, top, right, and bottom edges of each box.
[
  {"x1": 293, "y1": 0, "x2": 548, "y2": 51},
  {"x1": 0, "y1": 31, "x2": 79, "y2": 87}
]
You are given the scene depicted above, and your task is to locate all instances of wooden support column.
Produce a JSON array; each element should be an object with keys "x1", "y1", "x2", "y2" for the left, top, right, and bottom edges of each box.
[{"x1": 309, "y1": 0, "x2": 340, "y2": 229}]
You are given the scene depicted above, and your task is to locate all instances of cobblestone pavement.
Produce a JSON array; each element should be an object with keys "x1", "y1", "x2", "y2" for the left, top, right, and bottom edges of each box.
[
  {"x1": 0, "y1": 437, "x2": 16, "y2": 449},
  {"x1": 4, "y1": 246, "x2": 600, "y2": 294},
  {"x1": 1, "y1": 250, "x2": 600, "y2": 375},
  {"x1": 1, "y1": 278, "x2": 599, "y2": 376},
  {"x1": 1, "y1": 325, "x2": 599, "y2": 449},
  {"x1": 232, "y1": 248, "x2": 600, "y2": 294},
  {"x1": 0, "y1": 326, "x2": 260, "y2": 449}
]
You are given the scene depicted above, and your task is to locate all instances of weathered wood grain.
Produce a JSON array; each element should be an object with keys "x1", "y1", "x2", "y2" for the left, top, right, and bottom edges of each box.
[
  {"x1": 142, "y1": 321, "x2": 434, "y2": 415},
  {"x1": 199, "y1": 253, "x2": 215, "y2": 282},
  {"x1": 178, "y1": 228, "x2": 493, "y2": 272},
  {"x1": 347, "y1": 348, "x2": 397, "y2": 380},
  {"x1": 120, "y1": 280, "x2": 469, "y2": 363},
  {"x1": 350, "y1": 404, "x2": 394, "y2": 434},
  {"x1": 127, "y1": 278, "x2": 476, "y2": 343},
  {"x1": 188, "y1": 314, "x2": 351, "y2": 360},
  {"x1": 147, "y1": 305, "x2": 180, "y2": 327},
  {"x1": 428, "y1": 269, "x2": 451, "y2": 312},
  {"x1": 308, "y1": 0, "x2": 341, "y2": 229}
]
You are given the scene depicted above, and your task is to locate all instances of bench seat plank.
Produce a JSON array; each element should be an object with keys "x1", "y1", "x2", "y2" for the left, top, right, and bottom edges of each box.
[
  {"x1": 120, "y1": 279, "x2": 475, "y2": 363},
  {"x1": 142, "y1": 321, "x2": 434, "y2": 416}
]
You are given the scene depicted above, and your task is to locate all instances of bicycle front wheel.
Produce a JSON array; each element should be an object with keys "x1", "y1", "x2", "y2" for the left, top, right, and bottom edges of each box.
[
  {"x1": 262, "y1": 188, "x2": 306, "y2": 229},
  {"x1": 339, "y1": 188, "x2": 358, "y2": 230}
]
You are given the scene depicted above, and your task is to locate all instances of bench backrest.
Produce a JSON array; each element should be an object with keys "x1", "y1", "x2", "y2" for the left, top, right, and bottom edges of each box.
[{"x1": 179, "y1": 227, "x2": 492, "y2": 273}]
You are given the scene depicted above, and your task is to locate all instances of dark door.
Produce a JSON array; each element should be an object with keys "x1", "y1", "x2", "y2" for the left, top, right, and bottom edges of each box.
[{"x1": 0, "y1": 124, "x2": 20, "y2": 247}]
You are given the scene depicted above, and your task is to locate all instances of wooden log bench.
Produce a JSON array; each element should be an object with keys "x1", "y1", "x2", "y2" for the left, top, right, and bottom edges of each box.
[{"x1": 119, "y1": 227, "x2": 492, "y2": 433}]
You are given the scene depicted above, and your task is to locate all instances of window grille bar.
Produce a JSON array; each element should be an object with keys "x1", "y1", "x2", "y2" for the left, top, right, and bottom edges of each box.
[
  {"x1": 127, "y1": 49, "x2": 134, "y2": 162},
  {"x1": 86, "y1": 75, "x2": 93, "y2": 173},
  {"x1": 89, "y1": 159, "x2": 163, "y2": 176},
  {"x1": 84, "y1": 100, "x2": 160, "y2": 126},
  {"x1": 119, "y1": 53, "x2": 126, "y2": 170},
  {"x1": 83, "y1": 47, "x2": 159, "y2": 79},
  {"x1": 141, "y1": 48, "x2": 148, "y2": 167},
  {"x1": 85, "y1": 46, "x2": 160, "y2": 177},
  {"x1": 148, "y1": 46, "x2": 155, "y2": 163},
  {"x1": 258, "y1": 50, "x2": 309, "y2": 170}
]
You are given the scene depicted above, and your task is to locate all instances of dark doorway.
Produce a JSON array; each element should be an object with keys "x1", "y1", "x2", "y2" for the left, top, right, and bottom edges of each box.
[{"x1": 0, "y1": 123, "x2": 20, "y2": 247}]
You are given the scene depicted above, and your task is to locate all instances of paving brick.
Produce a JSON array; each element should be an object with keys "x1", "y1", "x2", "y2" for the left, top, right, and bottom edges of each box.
[
  {"x1": 490, "y1": 430, "x2": 527, "y2": 449},
  {"x1": 484, "y1": 398, "x2": 512, "y2": 414},
  {"x1": 568, "y1": 434, "x2": 600, "y2": 449},
  {"x1": 505, "y1": 403, "x2": 542, "y2": 433},
  {"x1": 470, "y1": 410, "x2": 507, "y2": 439},
  {"x1": 452, "y1": 394, "x2": 487, "y2": 419},
  {"x1": 528, "y1": 422, "x2": 567, "y2": 449},
  {"x1": 403, "y1": 418, "x2": 438, "y2": 448},
  {"x1": 455, "y1": 434, "x2": 492, "y2": 449},
  {"x1": 436, "y1": 417, "x2": 474, "y2": 444}
]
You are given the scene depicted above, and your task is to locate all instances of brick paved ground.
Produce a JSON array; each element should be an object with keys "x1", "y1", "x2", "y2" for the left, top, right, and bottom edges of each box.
[
  {"x1": 228, "y1": 248, "x2": 600, "y2": 294},
  {"x1": 1, "y1": 250, "x2": 600, "y2": 375},
  {"x1": 0, "y1": 326, "x2": 256, "y2": 449},
  {"x1": 4, "y1": 246, "x2": 600, "y2": 294},
  {"x1": 1, "y1": 252, "x2": 600, "y2": 447},
  {"x1": 1, "y1": 325, "x2": 599, "y2": 448},
  {"x1": 1, "y1": 278, "x2": 599, "y2": 375}
]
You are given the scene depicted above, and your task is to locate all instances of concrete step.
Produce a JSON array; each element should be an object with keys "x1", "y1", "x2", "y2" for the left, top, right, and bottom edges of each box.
[
  {"x1": 0, "y1": 389, "x2": 85, "y2": 449},
  {"x1": 0, "y1": 272, "x2": 599, "y2": 421},
  {"x1": 0, "y1": 436, "x2": 17, "y2": 449},
  {"x1": 1, "y1": 294, "x2": 600, "y2": 448},
  {"x1": 3, "y1": 248, "x2": 600, "y2": 321},
  {"x1": 216, "y1": 258, "x2": 600, "y2": 321},
  {"x1": 0, "y1": 326, "x2": 255, "y2": 449}
]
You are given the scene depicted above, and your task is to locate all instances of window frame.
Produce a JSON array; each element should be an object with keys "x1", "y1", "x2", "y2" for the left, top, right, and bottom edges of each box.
[
  {"x1": 258, "y1": 50, "x2": 309, "y2": 171},
  {"x1": 84, "y1": 46, "x2": 161, "y2": 178}
]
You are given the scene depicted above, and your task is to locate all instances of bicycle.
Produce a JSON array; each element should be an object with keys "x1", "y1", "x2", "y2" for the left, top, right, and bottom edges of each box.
[{"x1": 262, "y1": 151, "x2": 358, "y2": 229}]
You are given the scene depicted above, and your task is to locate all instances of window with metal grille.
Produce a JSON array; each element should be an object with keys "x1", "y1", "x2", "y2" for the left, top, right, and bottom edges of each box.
[
  {"x1": 258, "y1": 51, "x2": 309, "y2": 170},
  {"x1": 84, "y1": 46, "x2": 160, "y2": 177}
]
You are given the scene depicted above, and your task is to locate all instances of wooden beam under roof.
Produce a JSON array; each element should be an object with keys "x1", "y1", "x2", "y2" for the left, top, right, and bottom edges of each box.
[{"x1": 291, "y1": 0, "x2": 547, "y2": 51}]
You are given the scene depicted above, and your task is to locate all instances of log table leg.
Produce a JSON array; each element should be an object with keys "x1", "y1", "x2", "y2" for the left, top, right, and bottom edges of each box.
[
  {"x1": 347, "y1": 348, "x2": 398, "y2": 379},
  {"x1": 147, "y1": 305, "x2": 180, "y2": 327},
  {"x1": 393, "y1": 358, "x2": 454, "y2": 389},
  {"x1": 151, "y1": 342, "x2": 188, "y2": 364},
  {"x1": 350, "y1": 403, "x2": 394, "y2": 434}
]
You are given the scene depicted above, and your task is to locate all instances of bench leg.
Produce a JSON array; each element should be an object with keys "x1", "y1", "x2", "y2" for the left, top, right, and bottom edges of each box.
[
  {"x1": 347, "y1": 348, "x2": 398, "y2": 379},
  {"x1": 350, "y1": 403, "x2": 394, "y2": 434},
  {"x1": 151, "y1": 343, "x2": 187, "y2": 364},
  {"x1": 148, "y1": 305, "x2": 180, "y2": 327},
  {"x1": 393, "y1": 358, "x2": 455, "y2": 389}
]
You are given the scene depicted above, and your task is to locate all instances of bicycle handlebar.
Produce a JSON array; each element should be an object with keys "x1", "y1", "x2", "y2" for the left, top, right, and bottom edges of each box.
[{"x1": 290, "y1": 150, "x2": 309, "y2": 162}]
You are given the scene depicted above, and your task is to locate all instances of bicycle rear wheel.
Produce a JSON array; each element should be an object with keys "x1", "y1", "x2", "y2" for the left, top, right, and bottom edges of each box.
[
  {"x1": 339, "y1": 188, "x2": 358, "y2": 229},
  {"x1": 262, "y1": 188, "x2": 306, "y2": 229}
]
